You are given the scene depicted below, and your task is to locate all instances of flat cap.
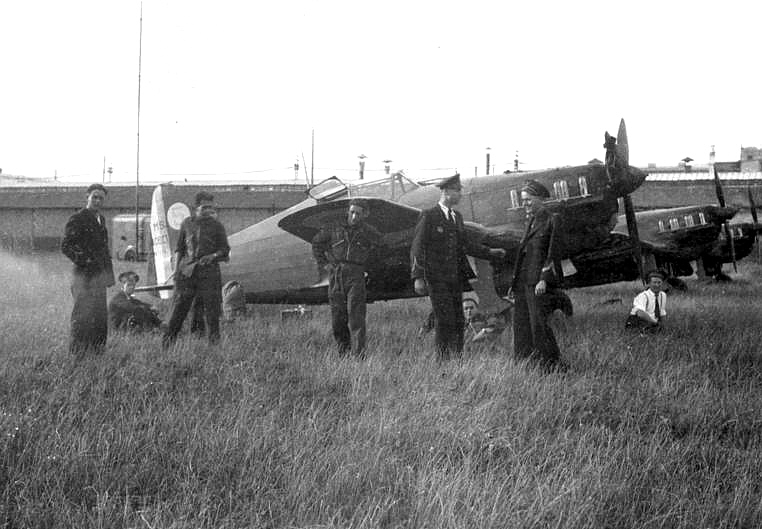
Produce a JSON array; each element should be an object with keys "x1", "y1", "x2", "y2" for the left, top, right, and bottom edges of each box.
[
  {"x1": 437, "y1": 173, "x2": 462, "y2": 190},
  {"x1": 118, "y1": 270, "x2": 140, "y2": 283},
  {"x1": 521, "y1": 179, "x2": 550, "y2": 199},
  {"x1": 462, "y1": 291, "x2": 480, "y2": 305}
]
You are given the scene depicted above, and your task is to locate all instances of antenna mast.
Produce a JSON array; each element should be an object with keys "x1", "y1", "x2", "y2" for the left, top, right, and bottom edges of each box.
[{"x1": 135, "y1": 2, "x2": 143, "y2": 257}]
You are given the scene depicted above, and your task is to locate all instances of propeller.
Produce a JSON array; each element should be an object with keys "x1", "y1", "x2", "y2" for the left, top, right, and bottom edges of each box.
[
  {"x1": 606, "y1": 119, "x2": 644, "y2": 281},
  {"x1": 713, "y1": 164, "x2": 737, "y2": 272},
  {"x1": 748, "y1": 186, "x2": 758, "y2": 224},
  {"x1": 749, "y1": 185, "x2": 760, "y2": 262}
]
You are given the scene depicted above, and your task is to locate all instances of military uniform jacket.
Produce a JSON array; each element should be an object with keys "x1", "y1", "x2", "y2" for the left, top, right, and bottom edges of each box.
[
  {"x1": 410, "y1": 206, "x2": 491, "y2": 285},
  {"x1": 61, "y1": 208, "x2": 115, "y2": 287},
  {"x1": 511, "y1": 209, "x2": 562, "y2": 288},
  {"x1": 311, "y1": 222, "x2": 382, "y2": 269}
]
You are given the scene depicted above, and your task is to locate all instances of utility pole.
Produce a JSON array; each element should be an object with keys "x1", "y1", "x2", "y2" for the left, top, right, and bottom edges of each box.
[{"x1": 486, "y1": 147, "x2": 491, "y2": 175}]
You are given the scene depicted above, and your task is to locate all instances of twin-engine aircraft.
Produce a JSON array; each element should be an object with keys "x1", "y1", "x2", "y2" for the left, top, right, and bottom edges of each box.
[{"x1": 143, "y1": 119, "x2": 648, "y2": 314}]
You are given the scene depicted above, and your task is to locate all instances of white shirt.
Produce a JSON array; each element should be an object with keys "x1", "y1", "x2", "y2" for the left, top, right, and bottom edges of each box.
[
  {"x1": 630, "y1": 289, "x2": 666, "y2": 320},
  {"x1": 438, "y1": 201, "x2": 455, "y2": 223}
]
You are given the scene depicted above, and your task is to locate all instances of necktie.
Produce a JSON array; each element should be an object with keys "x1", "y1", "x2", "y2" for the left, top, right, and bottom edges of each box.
[
  {"x1": 448, "y1": 209, "x2": 455, "y2": 224},
  {"x1": 654, "y1": 293, "x2": 661, "y2": 322}
]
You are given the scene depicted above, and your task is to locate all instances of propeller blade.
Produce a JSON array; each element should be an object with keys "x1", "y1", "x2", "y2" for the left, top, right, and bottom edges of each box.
[
  {"x1": 623, "y1": 194, "x2": 644, "y2": 281},
  {"x1": 748, "y1": 186, "x2": 759, "y2": 224},
  {"x1": 713, "y1": 164, "x2": 726, "y2": 208},
  {"x1": 616, "y1": 118, "x2": 629, "y2": 167}
]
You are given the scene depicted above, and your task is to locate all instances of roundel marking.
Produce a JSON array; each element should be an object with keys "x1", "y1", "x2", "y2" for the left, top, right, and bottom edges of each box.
[{"x1": 167, "y1": 202, "x2": 191, "y2": 230}]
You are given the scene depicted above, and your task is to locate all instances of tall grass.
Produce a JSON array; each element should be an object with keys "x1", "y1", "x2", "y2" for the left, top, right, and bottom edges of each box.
[{"x1": 2, "y1": 250, "x2": 762, "y2": 528}]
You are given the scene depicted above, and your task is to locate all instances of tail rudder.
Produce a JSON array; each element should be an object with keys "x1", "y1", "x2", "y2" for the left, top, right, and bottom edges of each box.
[{"x1": 150, "y1": 184, "x2": 190, "y2": 299}]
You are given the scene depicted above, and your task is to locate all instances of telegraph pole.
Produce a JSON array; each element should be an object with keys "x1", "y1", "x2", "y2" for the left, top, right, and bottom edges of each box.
[{"x1": 135, "y1": 2, "x2": 143, "y2": 256}]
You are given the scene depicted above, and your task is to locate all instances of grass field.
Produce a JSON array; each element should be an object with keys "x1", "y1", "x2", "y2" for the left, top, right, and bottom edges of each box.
[{"x1": 2, "y1": 250, "x2": 762, "y2": 528}]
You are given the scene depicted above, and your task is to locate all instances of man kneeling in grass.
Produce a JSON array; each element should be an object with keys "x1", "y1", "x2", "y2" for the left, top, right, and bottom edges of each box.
[{"x1": 625, "y1": 269, "x2": 667, "y2": 333}]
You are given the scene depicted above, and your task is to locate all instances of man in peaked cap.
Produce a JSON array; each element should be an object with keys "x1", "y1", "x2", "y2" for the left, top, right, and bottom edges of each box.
[
  {"x1": 312, "y1": 198, "x2": 383, "y2": 356},
  {"x1": 61, "y1": 183, "x2": 115, "y2": 355},
  {"x1": 509, "y1": 179, "x2": 566, "y2": 371},
  {"x1": 411, "y1": 173, "x2": 507, "y2": 361}
]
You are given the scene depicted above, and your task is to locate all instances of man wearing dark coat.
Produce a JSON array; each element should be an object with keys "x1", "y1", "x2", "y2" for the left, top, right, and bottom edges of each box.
[
  {"x1": 410, "y1": 173, "x2": 506, "y2": 360},
  {"x1": 162, "y1": 191, "x2": 230, "y2": 349},
  {"x1": 312, "y1": 198, "x2": 382, "y2": 356},
  {"x1": 509, "y1": 179, "x2": 565, "y2": 370},
  {"x1": 61, "y1": 183, "x2": 115, "y2": 355},
  {"x1": 109, "y1": 271, "x2": 162, "y2": 331}
]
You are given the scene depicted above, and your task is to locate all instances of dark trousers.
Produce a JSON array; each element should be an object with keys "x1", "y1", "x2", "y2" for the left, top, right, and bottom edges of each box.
[
  {"x1": 69, "y1": 274, "x2": 108, "y2": 355},
  {"x1": 428, "y1": 280, "x2": 465, "y2": 361},
  {"x1": 329, "y1": 265, "x2": 367, "y2": 356},
  {"x1": 162, "y1": 270, "x2": 222, "y2": 348},
  {"x1": 513, "y1": 283, "x2": 561, "y2": 366},
  {"x1": 625, "y1": 314, "x2": 661, "y2": 333}
]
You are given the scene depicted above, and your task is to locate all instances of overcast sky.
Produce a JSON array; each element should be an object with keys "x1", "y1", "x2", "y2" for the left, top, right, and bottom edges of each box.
[{"x1": 1, "y1": 0, "x2": 760, "y2": 184}]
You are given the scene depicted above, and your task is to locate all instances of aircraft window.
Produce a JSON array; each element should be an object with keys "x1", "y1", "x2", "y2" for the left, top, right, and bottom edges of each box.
[
  {"x1": 553, "y1": 180, "x2": 569, "y2": 199},
  {"x1": 510, "y1": 189, "x2": 519, "y2": 209},
  {"x1": 698, "y1": 212, "x2": 707, "y2": 224},
  {"x1": 308, "y1": 177, "x2": 348, "y2": 201},
  {"x1": 658, "y1": 220, "x2": 666, "y2": 232},
  {"x1": 684, "y1": 215, "x2": 695, "y2": 227},
  {"x1": 669, "y1": 217, "x2": 680, "y2": 230},
  {"x1": 578, "y1": 176, "x2": 589, "y2": 196}
]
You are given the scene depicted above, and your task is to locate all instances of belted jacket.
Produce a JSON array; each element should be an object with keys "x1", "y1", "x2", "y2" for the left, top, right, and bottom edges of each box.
[{"x1": 311, "y1": 222, "x2": 382, "y2": 271}]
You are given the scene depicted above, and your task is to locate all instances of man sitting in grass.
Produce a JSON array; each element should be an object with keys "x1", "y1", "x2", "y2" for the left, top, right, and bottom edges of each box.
[
  {"x1": 109, "y1": 271, "x2": 163, "y2": 332},
  {"x1": 625, "y1": 269, "x2": 667, "y2": 333}
]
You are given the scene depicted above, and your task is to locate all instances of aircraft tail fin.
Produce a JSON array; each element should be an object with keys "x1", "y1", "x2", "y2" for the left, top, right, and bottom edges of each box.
[{"x1": 149, "y1": 184, "x2": 191, "y2": 299}]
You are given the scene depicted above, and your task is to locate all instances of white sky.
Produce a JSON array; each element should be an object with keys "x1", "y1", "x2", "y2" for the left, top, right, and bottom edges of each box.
[{"x1": 1, "y1": 0, "x2": 761, "y2": 184}]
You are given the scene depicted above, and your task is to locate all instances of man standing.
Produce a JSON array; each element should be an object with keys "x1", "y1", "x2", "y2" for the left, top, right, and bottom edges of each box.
[
  {"x1": 312, "y1": 199, "x2": 382, "y2": 356},
  {"x1": 162, "y1": 191, "x2": 230, "y2": 349},
  {"x1": 108, "y1": 271, "x2": 162, "y2": 331},
  {"x1": 510, "y1": 179, "x2": 564, "y2": 370},
  {"x1": 61, "y1": 183, "x2": 115, "y2": 355},
  {"x1": 411, "y1": 173, "x2": 506, "y2": 360}
]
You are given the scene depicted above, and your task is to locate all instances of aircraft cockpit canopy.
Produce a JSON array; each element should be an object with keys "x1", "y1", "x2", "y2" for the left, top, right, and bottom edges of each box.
[
  {"x1": 347, "y1": 172, "x2": 419, "y2": 201},
  {"x1": 308, "y1": 172, "x2": 420, "y2": 203}
]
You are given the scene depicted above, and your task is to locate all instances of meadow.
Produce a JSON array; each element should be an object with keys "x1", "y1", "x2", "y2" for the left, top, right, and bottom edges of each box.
[{"x1": 1, "y1": 250, "x2": 762, "y2": 528}]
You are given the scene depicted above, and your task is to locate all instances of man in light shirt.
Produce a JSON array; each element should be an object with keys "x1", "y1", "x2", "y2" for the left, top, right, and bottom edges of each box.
[{"x1": 625, "y1": 270, "x2": 667, "y2": 332}]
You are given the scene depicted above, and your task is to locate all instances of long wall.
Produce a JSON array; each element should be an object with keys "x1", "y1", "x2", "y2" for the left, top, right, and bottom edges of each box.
[
  {"x1": 1, "y1": 178, "x2": 759, "y2": 252},
  {"x1": 0, "y1": 184, "x2": 307, "y2": 252}
]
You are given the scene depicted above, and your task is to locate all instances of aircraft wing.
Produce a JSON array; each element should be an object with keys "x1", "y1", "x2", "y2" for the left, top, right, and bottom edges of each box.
[{"x1": 277, "y1": 197, "x2": 421, "y2": 247}]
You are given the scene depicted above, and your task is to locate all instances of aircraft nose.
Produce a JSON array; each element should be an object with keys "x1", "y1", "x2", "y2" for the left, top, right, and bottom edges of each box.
[
  {"x1": 617, "y1": 166, "x2": 648, "y2": 196},
  {"x1": 716, "y1": 206, "x2": 738, "y2": 222}
]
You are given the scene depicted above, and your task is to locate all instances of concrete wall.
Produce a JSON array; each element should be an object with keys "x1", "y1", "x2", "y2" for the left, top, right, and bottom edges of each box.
[{"x1": 0, "y1": 183, "x2": 306, "y2": 252}]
